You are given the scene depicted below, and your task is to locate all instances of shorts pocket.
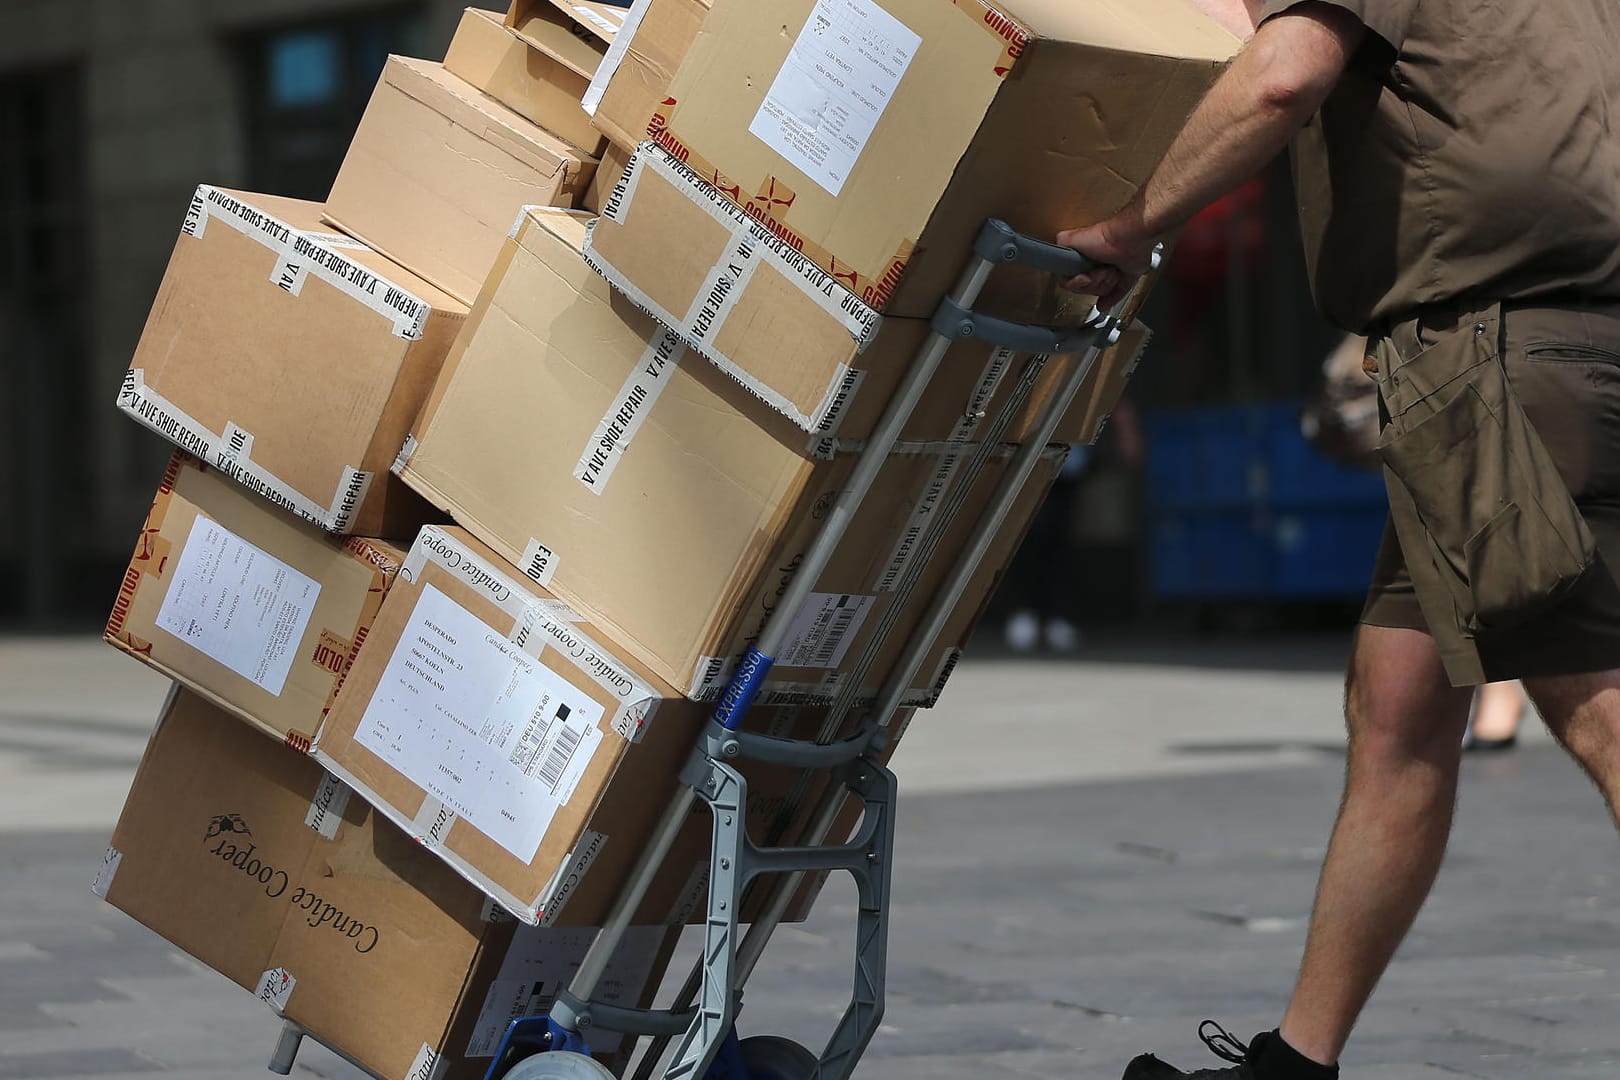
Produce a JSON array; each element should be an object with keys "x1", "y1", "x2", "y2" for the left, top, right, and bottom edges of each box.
[{"x1": 1378, "y1": 358, "x2": 1595, "y2": 630}]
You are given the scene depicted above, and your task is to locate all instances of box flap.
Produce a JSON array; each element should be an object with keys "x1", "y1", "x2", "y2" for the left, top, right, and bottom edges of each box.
[
  {"x1": 380, "y1": 55, "x2": 580, "y2": 179},
  {"x1": 1006, "y1": 0, "x2": 1241, "y2": 60},
  {"x1": 507, "y1": 2, "x2": 612, "y2": 79},
  {"x1": 547, "y1": 0, "x2": 632, "y2": 43}
]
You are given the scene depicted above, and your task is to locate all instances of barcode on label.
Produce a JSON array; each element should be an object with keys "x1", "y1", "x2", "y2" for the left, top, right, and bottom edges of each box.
[
  {"x1": 779, "y1": 592, "x2": 876, "y2": 669},
  {"x1": 539, "y1": 715, "x2": 585, "y2": 792}
]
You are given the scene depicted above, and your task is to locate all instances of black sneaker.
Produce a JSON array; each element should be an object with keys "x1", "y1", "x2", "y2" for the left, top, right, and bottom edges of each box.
[{"x1": 1122, "y1": 1021, "x2": 1265, "y2": 1078}]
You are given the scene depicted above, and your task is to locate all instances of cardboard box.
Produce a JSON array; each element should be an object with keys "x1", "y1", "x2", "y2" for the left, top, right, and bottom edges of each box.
[
  {"x1": 117, "y1": 185, "x2": 466, "y2": 536},
  {"x1": 98, "y1": 688, "x2": 678, "y2": 1080},
  {"x1": 312, "y1": 525, "x2": 886, "y2": 923},
  {"x1": 585, "y1": 143, "x2": 1134, "y2": 433},
  {"x1": 444, "y1": 7, "x2": 606, "y2": 156},
  {"x1": 578, "y1": 139, "x2": 633, "y2": 214},
  {"x1": 323, "y1": 56, "x2": 595, "y2": 306},
  {"x1": 397, "y1": 211, "x2": 1064, "y2": 704},
  {"x1": 509, "y1": 0, "x2": 626, "y2": 52},
  {"x1": 585, "y1": 0, "x2": 712, "y2": 152},
  {"x1": 104, "y1": 452, "x2": 404, "y2": 750},
  {"x1": 646, "y1": 0, "x2": 1239, "y2": 321}
]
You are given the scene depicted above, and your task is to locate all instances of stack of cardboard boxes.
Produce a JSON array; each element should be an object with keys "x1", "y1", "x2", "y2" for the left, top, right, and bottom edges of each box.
[{"x1": 94, "y1": 0, "x2": 1238, "y2": 1076}]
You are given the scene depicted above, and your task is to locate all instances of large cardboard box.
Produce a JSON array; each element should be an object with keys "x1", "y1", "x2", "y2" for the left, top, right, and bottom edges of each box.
[
  {"x1": 647, "y1": 0, "x2": 1238, "y2": 320},
  {"x1": 105, "y1": 453, "x2": 404, "y2": 750},
  {"x1": 116, "y1": 185, "x2": 466, "y2": 536},
  {"x1": 98, "y1": 688, "x2": 677, "y2": 1080},
  {"x1": 584, "y1": 143, "x2": 1135, "y2": 433},
  {"x1": 585, "y1": 0, "x2": 712, "y2": 152},
  {"x1": 443, "y1": 7, "x2": 606, "y2": 157},
  {"x1": 397, "y1": 212, "x2": 1065, "y2": 704},
  {"x1": 312, "y1": 525, "x2": 882, "y2": 924},
  {"x1": 323, "y1": 56, "x2": 595, "y2": 307}
]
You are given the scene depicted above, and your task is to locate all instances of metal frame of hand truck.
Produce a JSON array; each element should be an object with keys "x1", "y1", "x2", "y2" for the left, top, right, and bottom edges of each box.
[{"x1": 267, "y1": 220, "x2": 1157, "y2": 1080}]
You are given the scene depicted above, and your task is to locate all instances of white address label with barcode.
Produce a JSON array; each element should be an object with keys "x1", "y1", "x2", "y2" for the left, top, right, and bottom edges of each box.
[
  {"x1": 777, "y1": 592, "x2": 875, "y2": 669},
  {"x1": 355, "y1": 584, "x2": 605, "y2": 864}
]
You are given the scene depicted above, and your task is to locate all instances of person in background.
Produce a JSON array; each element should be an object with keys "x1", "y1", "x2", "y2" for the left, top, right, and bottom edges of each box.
[
  {"x1": 1058, "y1": 0, "x2": 1620, "y2": 1076},
  {"x1": 1463, "y1": 680, "x2": 1526, "y2": 752},
  {"x1": 1001, "y1": 399, "x2": 1143, "y2": 653}
]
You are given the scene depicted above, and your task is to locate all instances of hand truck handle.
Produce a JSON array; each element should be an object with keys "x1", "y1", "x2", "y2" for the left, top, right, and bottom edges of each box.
[
  {"x1": 930, "y1": 296, "x2": 1109, "y2": 356},
  {"x1": 974, "y1": 218, "x2": 1098, "y2": 278}
]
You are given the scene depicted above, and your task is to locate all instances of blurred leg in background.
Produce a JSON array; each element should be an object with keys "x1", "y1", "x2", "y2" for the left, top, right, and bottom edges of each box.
[{"x1": 1464, "y1": 680, "x2": 1528, "y2": 751}]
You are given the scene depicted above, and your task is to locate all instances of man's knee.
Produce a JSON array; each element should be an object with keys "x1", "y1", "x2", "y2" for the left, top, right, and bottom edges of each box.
[
  {"x1": 1345, "y1": 625, "x2": 1471, "y2": 761},
  {"x1": 1524, "y1": 668, "x2": 1620, "y2": 761}
]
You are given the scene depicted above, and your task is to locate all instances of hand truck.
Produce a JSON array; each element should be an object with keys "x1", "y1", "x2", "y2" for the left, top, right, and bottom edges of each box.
[{"x1": 268, "y1": 220, "x2": 1158, "y2": 1080}]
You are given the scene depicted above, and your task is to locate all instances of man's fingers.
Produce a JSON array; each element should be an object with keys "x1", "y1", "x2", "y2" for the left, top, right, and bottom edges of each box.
[
  {"x1": 1062, "y1": 267, "x2": 1121, "y2": 298},
  {"x1": 1098, "y1": 274, "x2": 1140, "y2": 312}
]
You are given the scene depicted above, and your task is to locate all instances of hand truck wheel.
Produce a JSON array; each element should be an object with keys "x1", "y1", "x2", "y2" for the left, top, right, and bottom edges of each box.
[
  {"x1": 738, "y1": 1035, "x2": 819, "y2": 1080},
  {"x1": 503, "y1": 1051, "x2": 616, "y2": 1080}
]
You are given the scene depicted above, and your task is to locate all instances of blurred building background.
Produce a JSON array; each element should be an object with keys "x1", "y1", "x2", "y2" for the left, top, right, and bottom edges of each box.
[{"x1": 0, "y1": 0, "x2": 1381, "y2": 633}]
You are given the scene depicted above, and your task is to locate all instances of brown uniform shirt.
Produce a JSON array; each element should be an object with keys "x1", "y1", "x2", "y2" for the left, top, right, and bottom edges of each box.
[{"x1": 1258, "y1": 0, "x2": 1620, "y2": 332}]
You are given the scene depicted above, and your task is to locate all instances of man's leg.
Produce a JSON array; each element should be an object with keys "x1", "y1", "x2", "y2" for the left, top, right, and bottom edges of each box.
[
  {"x1": 1276, "y1": 623, "x2": 1474, "y2": 1066},
  {"x1": 1522, "y1": 668, "x2": 1620, "y2": 817}
]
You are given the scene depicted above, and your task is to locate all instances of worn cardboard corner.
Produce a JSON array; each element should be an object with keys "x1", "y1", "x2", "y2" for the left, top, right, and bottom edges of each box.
[{"x1": 444, "y1": 7, "x2": 606, "y2": 157}]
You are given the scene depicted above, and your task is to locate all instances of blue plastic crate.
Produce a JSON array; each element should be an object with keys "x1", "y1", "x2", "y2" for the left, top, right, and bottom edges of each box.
[
  {"x1": 1145, "y1": 406, "x2": 1268, "y2": 513},
  {"x1": 1151, "y1": 509, "x2": 1273, "y2": 598},
  {"x1": 1270, "y1": 506, "x2": 1389, "y2": 597},
  {"x1": 1262, "y1": 403, "x2": 1386, "y2": 506}
]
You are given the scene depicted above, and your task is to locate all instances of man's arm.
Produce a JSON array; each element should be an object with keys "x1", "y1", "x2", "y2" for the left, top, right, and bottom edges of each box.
[{"x1": 1058, "y1": 2, "x2": 1364, "y2": 309}]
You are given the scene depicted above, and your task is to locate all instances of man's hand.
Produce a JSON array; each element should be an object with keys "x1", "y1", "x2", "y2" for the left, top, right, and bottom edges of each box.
[
  {"x1": 1053, "y1": 2, "x2": 1363, "y2": 312},
  {"x1": 1056, "y1": 205, "x2": 1158, "y2": 312}
]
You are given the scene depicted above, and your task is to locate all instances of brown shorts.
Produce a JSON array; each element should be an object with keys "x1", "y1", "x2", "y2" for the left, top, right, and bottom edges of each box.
[{"x1": 1361, "y1": 299, "x2": 1620, "y2": 685}]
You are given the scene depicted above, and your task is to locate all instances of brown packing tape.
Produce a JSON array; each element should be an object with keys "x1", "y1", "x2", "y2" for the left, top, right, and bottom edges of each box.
[
  {"x1": 641, "y1": 115, "x2": 915, "y2": 308},
  {"x1": 949, "y1": 0, "x2": 1033, "y2": 77},
  {"x1": 105, "y1": 452, "x2": 190, "y2": 645},
  {"x1": 317, "y1": 537, "x2": 403, "y2": 725},
  {"x1": 311, "y1": 629, "x2": 354, "y2": 679}
]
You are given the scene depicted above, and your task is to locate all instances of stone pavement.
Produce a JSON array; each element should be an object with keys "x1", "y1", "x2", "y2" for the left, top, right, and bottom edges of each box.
[{"x1": 2, "y1": 635, "x2": 1616, "y2": 1079}]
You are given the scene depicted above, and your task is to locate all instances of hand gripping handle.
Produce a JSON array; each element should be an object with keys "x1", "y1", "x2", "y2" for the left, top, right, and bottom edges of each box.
[{"x1": 974, "y1": 218, "x2": 1098, "y2": 279}]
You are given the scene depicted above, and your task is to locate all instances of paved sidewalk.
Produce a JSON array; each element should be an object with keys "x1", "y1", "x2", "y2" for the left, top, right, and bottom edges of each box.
[{"x1": 3, "y1": 635, "x2": 1612, "y2": 1079}]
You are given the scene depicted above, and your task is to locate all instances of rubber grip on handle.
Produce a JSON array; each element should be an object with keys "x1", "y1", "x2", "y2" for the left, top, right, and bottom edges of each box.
[{"x1": 975, "y1": 218, "x2": 1099, "y2": 278}]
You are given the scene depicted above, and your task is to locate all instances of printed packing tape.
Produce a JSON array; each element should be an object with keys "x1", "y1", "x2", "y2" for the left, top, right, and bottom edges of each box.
[
  {"x1": 91, "y1": 847, "x2": 123, "y2": 898},
  {"x1": 636, "y1": 0, "x2": 1026, "y2": 309},
  {"x1": 254, "y1": 967, "x2": 297, "y2": 1012},
  {"x1": 106, "y1": 453, "x2": 187, "y2": 648},
  {"x1": 305, "y1": 772, "x2": 352, "y2": 840},
  {"x1": 573, "y1": 328, "x2": 687, "y2": 494},
  {"x1": 185, "y1": 185, "x2": 431, "y2": 340},
  {"x1": 585, "y1": 141, "x2": 881, "y2": 432},
  {"x1": 581, "y1": 0, "x2": 653, "y2": 115},
  {"x1": 533, "y1": 829, "x2": 607, "y2": 928},
  {"x1": 116, "y1": 372, "x2": 374, "y2": 533},
  {"x1": 406, "y1": 1042, "x2": 448, "y2": 1080}
]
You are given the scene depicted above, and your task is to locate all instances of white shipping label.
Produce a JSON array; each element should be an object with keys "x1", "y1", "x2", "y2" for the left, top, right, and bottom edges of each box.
[
  {"x1": 155, "y1": 518, "x2": 322, "y2": 696},
  {"x1": 748, "y1": 0, "x2": 921, "y2": 197},
  {"x1": 464, "y1": 926, "x2": 665, "y2": 1058},
  {"x1": 355, "y1": 585, "x2": 606, "y2": 865},
  {"x1": 777, "y1": 591, "x2": 875, "y2": 669}
]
